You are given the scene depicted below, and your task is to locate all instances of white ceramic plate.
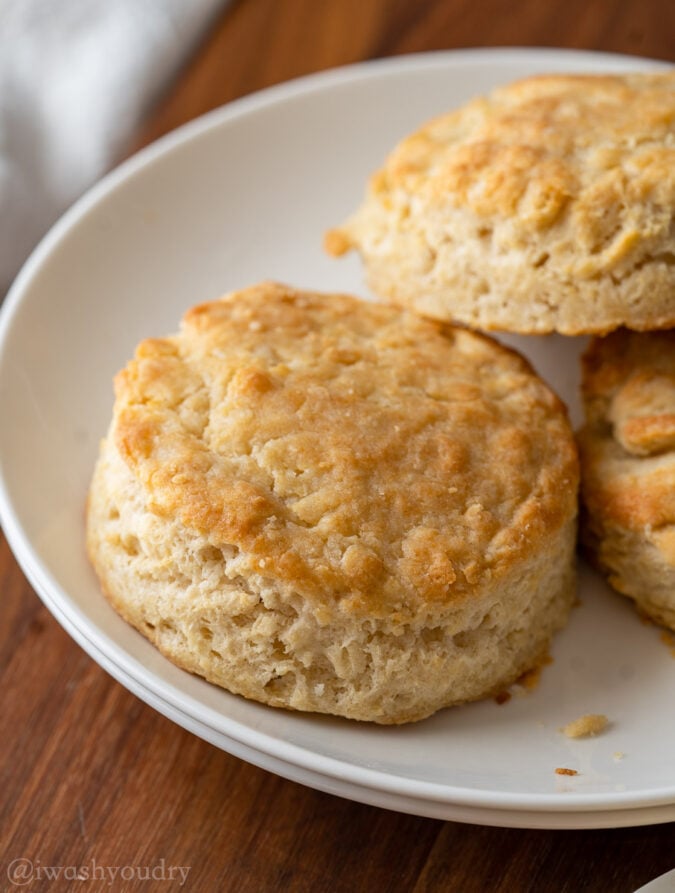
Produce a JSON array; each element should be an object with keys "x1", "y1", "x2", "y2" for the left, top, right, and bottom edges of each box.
[
  {"x1": 1, "y1": 48, "x2": 674, "y2": 830},
  {"x1": 634, "y1": 869, "x2": 675, "y2": 893}
]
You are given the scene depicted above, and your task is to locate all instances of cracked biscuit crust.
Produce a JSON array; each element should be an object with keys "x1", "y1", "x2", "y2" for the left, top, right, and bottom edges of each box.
[
  {"x1": 326, "y1": 72, "x2": 675, "y2": 335},
  {"x1": 87, "y1": 282, "x2": 578, "y2": 722},
  {"x1": 579, "y1": 330, "x2": 675, "y2": 630}
]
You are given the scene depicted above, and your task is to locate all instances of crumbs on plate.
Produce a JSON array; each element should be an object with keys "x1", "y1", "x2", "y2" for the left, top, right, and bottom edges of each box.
[
  {"x1": 661, "y1": 631, "x2": 675, "y2": 657},
  {"x1": 561, "y1": 713, "x2": 609, "y2": 739}
]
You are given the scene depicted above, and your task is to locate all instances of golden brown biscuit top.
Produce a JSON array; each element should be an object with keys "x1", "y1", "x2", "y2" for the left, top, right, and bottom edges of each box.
[
  {"x1": 113, "y1": 283, "x2": 577, "y2": 617},
  {"x1": 580, "y1": 330, "x2": 675, "y2": 531},
  {"x1": 332, "y1": 72, "x2": 675, "y2": 278}
]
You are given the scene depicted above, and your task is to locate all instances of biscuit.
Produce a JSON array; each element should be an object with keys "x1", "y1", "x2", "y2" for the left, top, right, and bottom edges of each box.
[
  {"x1": 579, "y1": 329, "x2": 675, "y2": 630},
  {"x1": 325, "y1": 72, "x2": 675, "y2": 335},
  {"x1": 87, "y1": 282, "x2": 579, "y2": 723}
]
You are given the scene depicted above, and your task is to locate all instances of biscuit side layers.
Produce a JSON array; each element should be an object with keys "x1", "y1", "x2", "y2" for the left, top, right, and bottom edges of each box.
[
  {"x1": 87, "y1": 282, "x2": 579, "y2": 723},
  {"x1": 326, "y1": 72, "x2": 675, "y2": 335},
  {"x1": 579, "y1": 329, "x2": 675, "y2": 630}
]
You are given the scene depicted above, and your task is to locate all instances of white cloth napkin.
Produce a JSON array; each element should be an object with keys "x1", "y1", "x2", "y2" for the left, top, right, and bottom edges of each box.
[{"x1": 0, "y1": 0, "x2": 227, "y2": 294}]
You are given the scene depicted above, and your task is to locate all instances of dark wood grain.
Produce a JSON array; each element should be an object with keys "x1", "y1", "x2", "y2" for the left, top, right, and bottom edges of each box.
[
  {"x1": 2, "y1": 2, "x2": 675, "y2": 891},
  {"x1": 134, "y1": 0, "x2": 675, "y2": 150}
]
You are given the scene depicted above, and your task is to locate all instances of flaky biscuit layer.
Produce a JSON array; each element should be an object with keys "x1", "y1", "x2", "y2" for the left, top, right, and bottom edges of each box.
[{"x1": 327, "y1": 72, "x2": 675, "y2": 335}]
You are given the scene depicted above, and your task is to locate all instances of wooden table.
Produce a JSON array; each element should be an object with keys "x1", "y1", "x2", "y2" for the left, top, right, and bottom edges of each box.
[{"x1": 2, "y1": 2, "x2": 674, "y2": 890}]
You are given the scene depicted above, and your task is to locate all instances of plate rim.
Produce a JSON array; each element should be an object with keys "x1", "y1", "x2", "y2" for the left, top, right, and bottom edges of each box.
[{"x1": 1, "y1": 46, "x2": 674, "y2": 821}]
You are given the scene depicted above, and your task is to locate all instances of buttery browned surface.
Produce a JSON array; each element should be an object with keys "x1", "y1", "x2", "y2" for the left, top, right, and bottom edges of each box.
[
  {"x1": 327, "y1": 72, "x2": 675, "y2": 334},
  {"x1": 581, "y1": 330, "x2": 675, "y2": 528},
  {"x1": 3, "y1": 1, "x2": 675, "y2": 890},
  {"x1": 112, "y1": 284, "x2": 576, "y2": 609},
  {"x1": 583, "y1": 329, "x2": 675, "y2": 449}
]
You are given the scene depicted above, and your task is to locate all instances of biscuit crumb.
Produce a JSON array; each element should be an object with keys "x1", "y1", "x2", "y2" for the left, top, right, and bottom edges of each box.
[
  {"x1": 613, "y1": 751, "x2": 625, "y2": 762},
  {"x1": 561, "y1": 714, "x2": 609, "y2": 738},
  {"x1": 637, "y1": 609, "x2": 655, "y2": 626},
  {"x1": 323, "y1": 228, "x2": 351, "y2": 257},
  {"x1": 660, "y1": 631, "x2": 675, "y2": 658},
  {"x1": 515, "y1": 653, "x2": 553, "y2": 692},
  {"x1": 494, "y1": 691, "x2": 511, "y2": 705},
  {"x1": 555, "y1": 767, "x2": 579, "y2": 776}
]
